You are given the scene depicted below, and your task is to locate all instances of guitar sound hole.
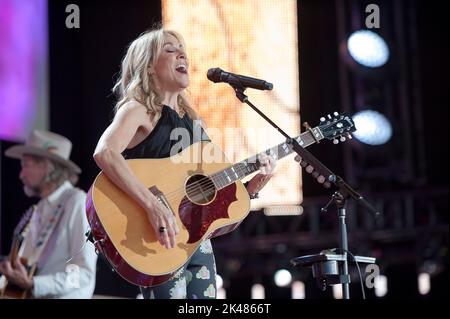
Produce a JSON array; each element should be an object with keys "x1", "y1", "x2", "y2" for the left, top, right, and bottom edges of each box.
[{"x1": 185, "y1": 174, "x2": 217, "y2": 205}]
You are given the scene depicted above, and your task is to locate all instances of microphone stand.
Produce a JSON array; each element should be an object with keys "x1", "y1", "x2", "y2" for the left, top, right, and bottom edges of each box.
[{"x1": 231, "y1": 84, "x2": 380, "y2": 299}]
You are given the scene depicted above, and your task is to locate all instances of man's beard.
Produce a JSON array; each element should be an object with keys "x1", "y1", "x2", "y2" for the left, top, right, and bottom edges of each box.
[{"x1": 23, "y1": 184, "x2": 41, "y2": 198}]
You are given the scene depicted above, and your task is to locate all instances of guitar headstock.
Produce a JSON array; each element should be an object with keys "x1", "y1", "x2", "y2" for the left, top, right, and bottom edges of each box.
[{"x1": 317, "y1": 112, "x2": 356, "y2": 144}]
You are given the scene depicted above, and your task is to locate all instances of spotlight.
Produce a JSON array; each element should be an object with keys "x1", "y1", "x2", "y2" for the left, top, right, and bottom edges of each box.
[
  {"x1": 332, "y1": 284, "x2": 343, "y2": 299},
  {"x1": 418, "y1": 273, "x2": 431, "y2": 295},
  {"x1": 217, "y1": 288, "x2": 227, "y2": 299},
  {"x1": 291, "y1": 281, "x2": 305, "y2": 299},
  {"x1": 264, "y1": 205, "x2": 303, "y2": 216},
  {"x1": 274, "y1": 269, "x2": 292, "y2": 287},
  {"x1": 347, "y1": 30, "x2": 390, "y2": 68},
  {"x1": 216, "y1": 274, "x2": 224, "y2": 289},
  {"x1": 374, "y1": 275, "x2": 388, "y2": 297},
  {"x1": 251, "y1": 283, "x2": 265, "y2": 299},
  {"x1": 352, "y1": 110, "x2": 393, "y2": 145}
]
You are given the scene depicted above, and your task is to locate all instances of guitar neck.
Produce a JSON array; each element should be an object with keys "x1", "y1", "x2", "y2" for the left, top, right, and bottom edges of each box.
[
  {"x1": 211, "y1": 127, "x2": 324, "y2": 190},
  {"x1": 7, "y1": 206, "x2": 35, "y2": 262},
  {"x1": 8, "y1": 239, "x2": 21, "y2": 262}
]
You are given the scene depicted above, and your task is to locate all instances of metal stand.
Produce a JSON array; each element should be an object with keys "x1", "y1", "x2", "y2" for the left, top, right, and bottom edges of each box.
[
  {"x1": 291, "y1": 191, "x2": 376, "y2": 299},
  {"x1": 336, "y1": 192, "x2": 350, "y2": 298},
  {"x1": 229, "y1": 81, "x2": 380, "y2": 299}
]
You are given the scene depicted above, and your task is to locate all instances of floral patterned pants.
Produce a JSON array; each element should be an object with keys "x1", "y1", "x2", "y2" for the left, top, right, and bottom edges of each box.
[{"x1": 140, "y1": 240, "x2": 217, "y2": 299}]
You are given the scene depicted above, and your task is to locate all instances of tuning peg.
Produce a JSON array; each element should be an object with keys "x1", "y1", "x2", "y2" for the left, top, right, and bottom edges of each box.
[
  {"x1": 333, "y1": 111, "x2": 339, "y2": 116},
  {"x1": 306, "y1": 165, "x2": 314, "y2": 173},
  {"x1": 294, "y1": 155, "x2": 301, "y2": 162},
  {"x1": 333, "y1": 139, "x2": 339, "y2": 144},
  {"x1": 320, "y1": 117, "x2": 326, "y2": 122},
  {"x1": 340, "y1": 136, "x2": 346, "y2": 142},
  {"x1": 311, "y1": 171, "x2": 319, "y2": 179},
  {"x1": 317, "y1": 175, "x2": 326, "y2": 184},
  {"x1": 327, "y1": 114, "x2": 332, "y2": 119},
  {"x1": 347, "y1": 133, "x2": 352, "y2": 139},
  {"x1": 323, "y1": 182, "x2": 331, "y2": 188}
]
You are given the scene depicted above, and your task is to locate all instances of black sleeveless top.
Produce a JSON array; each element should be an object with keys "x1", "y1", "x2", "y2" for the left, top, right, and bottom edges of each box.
[{"x1": 123, "y1": 105, "x2": 209, "y2": 159}]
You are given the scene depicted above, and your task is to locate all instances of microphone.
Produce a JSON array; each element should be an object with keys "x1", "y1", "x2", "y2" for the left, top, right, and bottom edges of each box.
[{"x1": 207, "y1": 68, "x2": 273, "y2": 91}]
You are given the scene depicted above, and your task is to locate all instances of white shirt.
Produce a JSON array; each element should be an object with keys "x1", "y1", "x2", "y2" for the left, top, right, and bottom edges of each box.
[{"x1": 20, "y1": 181, "x2": 98, "y2": 298}]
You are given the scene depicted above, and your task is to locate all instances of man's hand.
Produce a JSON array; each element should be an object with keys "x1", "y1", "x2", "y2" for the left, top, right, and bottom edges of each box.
[{"x1": 0, "y1": 257, "x2": 34, "y2": 291}]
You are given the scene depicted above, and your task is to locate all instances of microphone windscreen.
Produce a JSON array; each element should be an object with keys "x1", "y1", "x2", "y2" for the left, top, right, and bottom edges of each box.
[{"x1": 206, "y1": 68, "x2": 222, "y2": 82}]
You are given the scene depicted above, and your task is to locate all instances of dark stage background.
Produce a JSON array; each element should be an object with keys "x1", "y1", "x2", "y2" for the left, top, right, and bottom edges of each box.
[{"x1": 0, "y1": 0, "x2": 448, "y2": 299}]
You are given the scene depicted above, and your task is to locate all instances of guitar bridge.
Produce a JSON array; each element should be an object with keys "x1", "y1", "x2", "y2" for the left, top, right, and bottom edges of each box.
[{"x1": 149, "y1": 186, "x2": 175, "y2": 216}]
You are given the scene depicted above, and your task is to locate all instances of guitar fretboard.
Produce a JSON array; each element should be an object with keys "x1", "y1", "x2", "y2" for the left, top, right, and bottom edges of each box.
[{"x1": 211, "y1": 127, "x2": 323, "y2": 190}]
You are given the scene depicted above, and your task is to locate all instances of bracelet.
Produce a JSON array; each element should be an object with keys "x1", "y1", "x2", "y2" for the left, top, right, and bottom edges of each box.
[{"x1": 243, "y1": 182, "x2": 259, "y2": 199}]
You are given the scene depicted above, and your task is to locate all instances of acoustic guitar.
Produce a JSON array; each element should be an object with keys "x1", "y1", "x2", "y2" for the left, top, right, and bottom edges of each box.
[
  {"x1": 0, "y1": 206, "x2": 36, "y2": 299},
  {"x1": 86, "y1": 113, "x2": 355, "y2": 287}
]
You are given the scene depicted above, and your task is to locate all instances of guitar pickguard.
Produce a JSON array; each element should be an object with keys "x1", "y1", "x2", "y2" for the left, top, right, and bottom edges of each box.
[{"x1": 178, "y1": 183, "x2": 237, "y2": 243}]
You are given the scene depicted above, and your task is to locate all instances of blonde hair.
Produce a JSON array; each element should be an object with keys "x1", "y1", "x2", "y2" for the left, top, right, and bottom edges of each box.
[{"x1": 112, "y1": 28, "x2": 199, "y2": 120}]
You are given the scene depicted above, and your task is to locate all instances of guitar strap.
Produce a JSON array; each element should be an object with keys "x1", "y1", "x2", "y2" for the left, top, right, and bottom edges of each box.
[{"x1": 24, "y1": 188, "x2": 77, "y2": 267}]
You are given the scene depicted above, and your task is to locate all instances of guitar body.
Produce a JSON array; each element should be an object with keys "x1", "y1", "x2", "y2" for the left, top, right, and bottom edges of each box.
[
  {"x1": 0, "y1": 262, "x2": 36, "y2": 299},
  {"x1": 0, "y1": 207, "x2": 36, "y2": 299},
  {"x1": 1, "y1": 287, "x2": 30, "y2": 299},
  {"x1": 86, "y1": 142, "x2": 250, "y2": 287},
  {"x1": 1, "y1": 284, "x2": 31, "y2": 299}
]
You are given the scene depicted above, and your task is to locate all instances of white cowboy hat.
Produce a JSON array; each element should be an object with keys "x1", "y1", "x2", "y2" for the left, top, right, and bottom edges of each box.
[{"x1": 4, "y1": 130, "x2": 81, "y2": 174}]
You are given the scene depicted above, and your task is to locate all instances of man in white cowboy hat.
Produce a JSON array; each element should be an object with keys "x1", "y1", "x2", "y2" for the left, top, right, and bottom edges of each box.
[{"x1": 0, "y1": 130, "x2": 97, "y2": 298}]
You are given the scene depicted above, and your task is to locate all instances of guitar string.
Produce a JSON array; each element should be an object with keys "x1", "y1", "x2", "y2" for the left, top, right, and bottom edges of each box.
[
  {"x1": 164, "y1": 162, "x2": 262, "y2": 209},
  {"x1": 151, "y1": 168, "x2": 237, "y2": 205},
  {"x1": 161, "y1": 131, "x2": 333, "y2": 205},
  {"x1": 160, "y1": 140, "x2": 292, "y2": 198},
  {"x1": 162, "y1": 161, "x2": 255, "y2": 202},
  {"x1": 160, "y1": 141, "x2": 298, "y2": 203},
  {"x1": 161, "y1": 149, "x2": 280, "y2": 201},
  {"x1": 157, "y1": 153, "x2": 263, "y2": 200},
  {"x1": 163, "y1": 150, "x2": 293, "y2": 209},
  {"x1": 160, "y1": 140, "x2": 308, "y2": 210},
  {"x1": 146, "y1": 133, "x2": 321, "y2": 203},
  {"x1": 172, "y1": 157, "x2": 319, "y2": 211},
  {"x1": 156, "y1": 130, "x2": 353, "y2": 215},
  {"x1": 146, "y1": 130, "x2": 321, "y2": 200}
]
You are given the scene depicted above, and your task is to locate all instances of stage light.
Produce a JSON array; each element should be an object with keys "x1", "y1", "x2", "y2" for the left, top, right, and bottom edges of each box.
[
  {"x1": 291, "y1": 281, "x2": 305, "y2": 299},
  {"x1": 333, "y1": 284, "x2": 343, "y2": 299},
  {"x1": 274, "y1": 269, "x2": 292, "y2": 287},
  {"x1": 217, "y1": 288, "x2": 227, "y2": 299},
  {"x1": 418, "y1": 273, "x2": 431, "y2": 295},
  {"x1": 374, "y1": 275, "x2": 388, "y2": 297},
  {"x1": 251, "y1": 283, "x2": 265, "y2": 299},
  {"x1": 347, "y1": 30, "x2": 390, "y2": 68},
  {"x1": 352, "y1": 110, "x2": 393, "y2": 145},
  {"x1": 264, "y1": 205, "x2": 303, "y2": 216},
  {"x1": 216, "y1": 274, "x2": 224, "y2": 289}
]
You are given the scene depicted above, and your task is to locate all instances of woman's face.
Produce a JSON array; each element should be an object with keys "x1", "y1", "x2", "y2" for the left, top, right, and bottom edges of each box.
[{"x1": 151, "y1": 33, "x2": 189, "y2": 93}]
